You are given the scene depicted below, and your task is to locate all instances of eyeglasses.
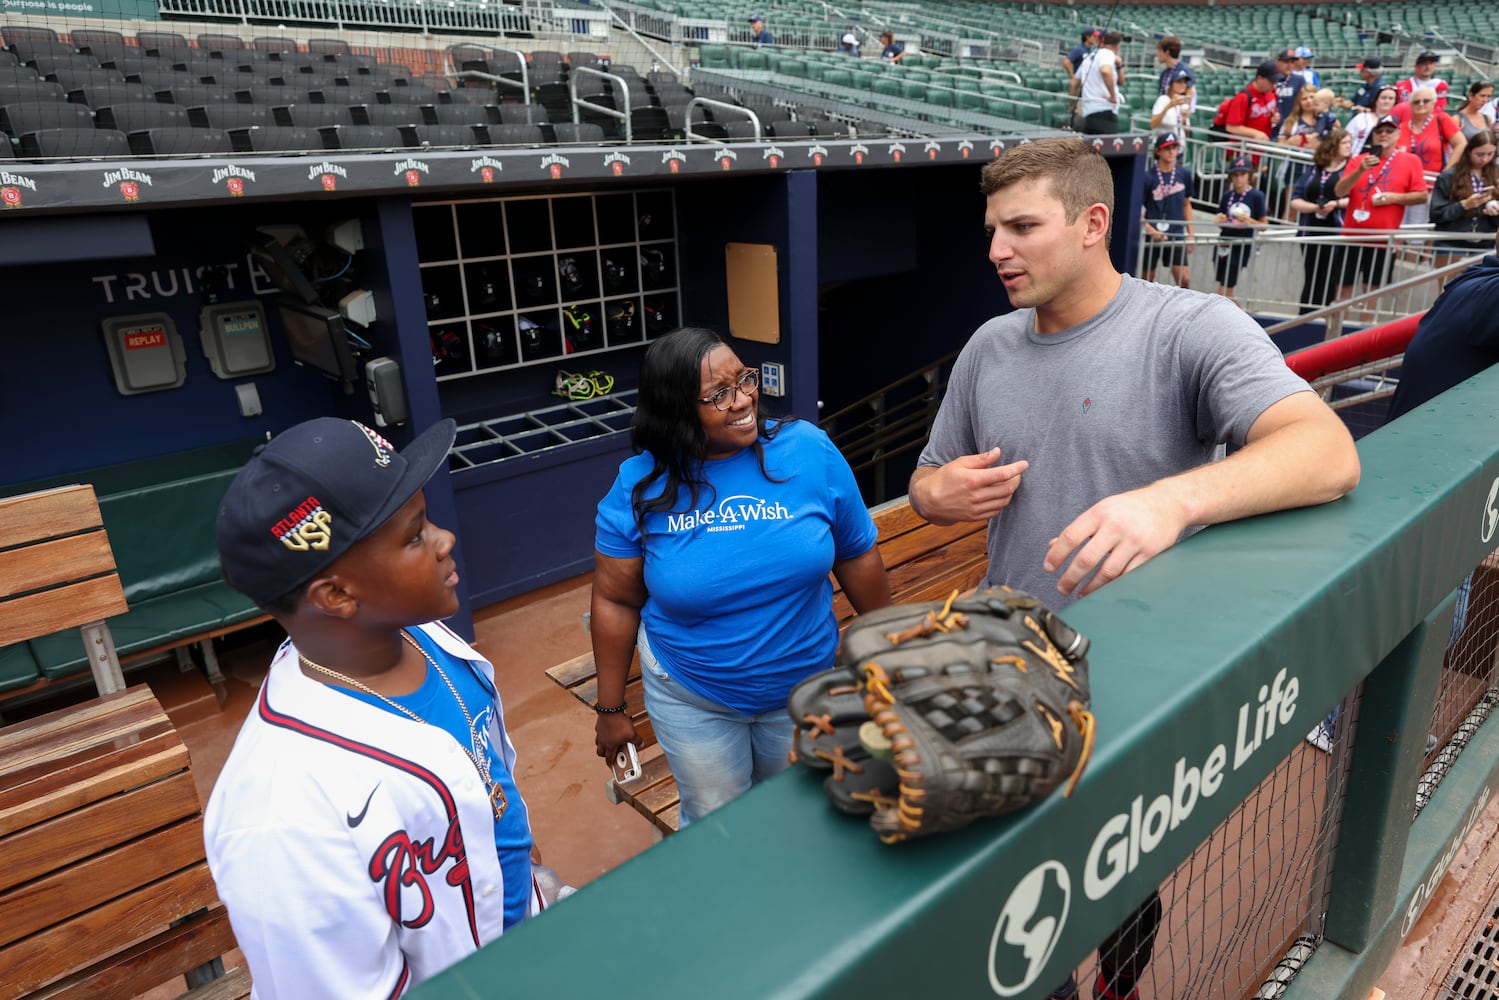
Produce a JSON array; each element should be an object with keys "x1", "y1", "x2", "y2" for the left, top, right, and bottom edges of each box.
[
  {"x1": 1411, "y1": 98, "x2": 1434, "y2": 105},
  {"x1": 699, "y1": 369, "x2": 759, "y2": 410}
]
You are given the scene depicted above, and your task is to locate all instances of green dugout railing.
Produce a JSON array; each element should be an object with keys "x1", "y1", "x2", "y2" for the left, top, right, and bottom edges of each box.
[{"x1": 413, "y1": 364, "x2": 1499, "y2": 1000}]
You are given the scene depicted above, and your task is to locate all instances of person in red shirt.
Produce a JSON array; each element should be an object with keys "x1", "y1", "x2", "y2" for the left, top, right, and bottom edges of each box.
[
  {"x1": 1398, "y1": 87, "x2": 1465, "y2": 174},
  {"x1": 1334, "y1": 115, "x2": 1430, "y2": 298},
  {"x1": 1395, "y1": 51, "x2": 1450, "y2": 114},
  {"x1": 1223, "y1": 60, "x2": 1284, "y2": 169}
]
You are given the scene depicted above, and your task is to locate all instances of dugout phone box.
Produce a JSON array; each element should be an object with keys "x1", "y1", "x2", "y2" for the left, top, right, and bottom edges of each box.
[
  {"x1": 199, "y1": 301, "x2": 276, "y2": 379},
  {"x1": 100, "y1": 312, "x2": 187, "y2": 395}
]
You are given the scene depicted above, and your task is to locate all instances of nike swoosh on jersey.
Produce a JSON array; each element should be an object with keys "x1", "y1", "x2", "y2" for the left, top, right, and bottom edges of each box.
[{"x1": 348, "y1": 784, "x2": 380, "y2": 827}]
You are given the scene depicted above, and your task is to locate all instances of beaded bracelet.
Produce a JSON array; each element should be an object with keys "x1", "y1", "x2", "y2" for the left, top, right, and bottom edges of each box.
[{"x1": 593, "y1": 701, "x2": 628, "y2": 714}]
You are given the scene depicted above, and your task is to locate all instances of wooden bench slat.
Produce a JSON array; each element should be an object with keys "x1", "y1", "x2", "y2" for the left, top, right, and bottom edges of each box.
[
  {"x1": 0, "y1": 485, "x2": 102, "y2": 549},
  {"x1": 181, "y1": 963, "x2": 253, "y2": 1000},
  {"x1": 0, "y1": 770, "x2": 202, "y2": 893},
  {"x1": 26, "y1": 910, "x2": 242, "y2": 1000},
  {"x1": 0, "y1": 818, "x2": 206, "y2": 947},
  {"x1": 0, "y1": 863, "x2": 222, "y2": 997},
  {"x1": 865, "y1": 519, "x2": 984, "y2": 575},
  {"x1": 0, "y1": 736, "x2": 190, "y2": 837},
  {"x1": 0, "y1": 686, "x2": 162, "y2": 761},
  {"x1": 869, "y1": 498, "x2": 931, "y2": 541},
  {"x1": 0, "y1": 575, "x2": 129, "y2": 648},
  {"x1": 0, "y1": 532, "x2": 119, "y2": 600}
]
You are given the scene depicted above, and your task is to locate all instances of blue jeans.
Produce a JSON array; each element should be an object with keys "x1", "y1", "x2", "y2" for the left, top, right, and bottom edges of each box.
[{"x1": 637, "y1": 627, "x2": 793, "y2": 826}]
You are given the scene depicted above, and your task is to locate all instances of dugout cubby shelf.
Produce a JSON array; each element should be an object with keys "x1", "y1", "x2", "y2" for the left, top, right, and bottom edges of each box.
[
  {"x1": 448, "y1": 389, "x2": 638, "y2": 471},
  {"x1": 415, "y1": 189, "x2": 682, "y2": 381}
]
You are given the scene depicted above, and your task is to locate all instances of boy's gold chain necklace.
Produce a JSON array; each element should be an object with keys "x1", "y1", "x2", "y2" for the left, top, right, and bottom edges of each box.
[{"x1": 299, "y1": 631, "x2": 507, "y2": 821}]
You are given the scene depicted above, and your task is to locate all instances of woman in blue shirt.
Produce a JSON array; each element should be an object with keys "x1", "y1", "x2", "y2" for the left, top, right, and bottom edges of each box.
[{"x1": 591, "y1": 328, "x2": 892, "y2": 825}]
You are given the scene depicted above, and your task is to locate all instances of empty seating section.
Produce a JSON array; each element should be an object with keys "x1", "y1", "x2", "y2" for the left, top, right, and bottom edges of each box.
[{"x1": 3, "y1": 1, "x2": 1483, "y2": 163}]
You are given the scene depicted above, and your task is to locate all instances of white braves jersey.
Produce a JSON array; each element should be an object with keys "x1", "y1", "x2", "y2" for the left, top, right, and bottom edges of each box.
[{"x1": 204, "y1": 622, "x2": 537, "y2": 999}]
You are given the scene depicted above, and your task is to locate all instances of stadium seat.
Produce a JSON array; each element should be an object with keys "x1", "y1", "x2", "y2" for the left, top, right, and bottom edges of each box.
[
  {"x1": 192, "y1": 102, "x2": 271, "y2": 131},
  {"x1": 812, "y1": 120, "x2": 848, "y2": 139},
  {"x1": 0, "y1": 79, "x2": 68, "y2": 105},
  {"x1": 49, "y1": 64, "x2": 125, "y2": 92},
  {"x1": 2, "y1": 25, "x2": 59, "y2": 47},
  {"x1": 358, "y1": 103, "x2": 426, "y2": 128},
  {"x1": 430, "y1": 103, "x2": 490, "y2": 126},
  {"x1": 496, "y1": 104, "x2": 549, "y2": 125},
  {"x1": 822, "y1": 69, "x2": 853, "y2": 89},
  {"x1": 238, "y1": 125, "x2": 324, "y2": 152},
  {"x1": 687, "y1": 121, "x2": 728, "y2": 141},
  {"x1": 96, "y1": 102, "x2": 191, "y2": 134},
  {"x1": 0, "y1": 138, "x2": 12, "y2": 157},
  {"x1": 276, "y1": 103, "x2": 352, "y2": 128},
  {"x1": 129, "y1": 126, "x2": 233, "y2": 156},
  {"x1": 135, "y1": 31, "x2": 189, "y2": 56},
  {"x1": 0, "y1": 101, "x2": 93, "y2": 136},
  {"x1": 196, "y1": 34, "x2": 246, "y2": 56},
  {"x1": 629, "y1": 106, "x2": 671, "y2": 141},
  {"x1": 723, "y1": 120, "x2": 759, "y2": 142},
  {"x1": 68, "y1": 81, "x2": 152, "y2": 109},
  {"x1": 71, "y1": 29, "x2": 126, "y2": 53},
  {"x1": 409, "y1": 123, "x2": 482, "y2": 147},
  {"x1": 253, "y1": 36, "x2": 298, "y2": 54},
  {"x1": 323, "y1": 124, "x2": 405, "y2": 151},
  {"x1": 766, "y1": 120, "x2": 814, "y2": 139},
  {"x1": 549, "y1": 122, "x2": 603, "y2": 144},
  {"x1": 308, "y1": 38, "x2": 351, "y2": 57},
  {"x1": 19, "y1": 126, "x2": 127, "y2": 158},
  {"x1": 488, "y1": 122, "x2": 547, "y2": 145}
]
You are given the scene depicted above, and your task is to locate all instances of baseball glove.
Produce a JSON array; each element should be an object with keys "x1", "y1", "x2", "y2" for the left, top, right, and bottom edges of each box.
[{"x1": 788, "y1": 589, "x2": 1094, "y2": 844}]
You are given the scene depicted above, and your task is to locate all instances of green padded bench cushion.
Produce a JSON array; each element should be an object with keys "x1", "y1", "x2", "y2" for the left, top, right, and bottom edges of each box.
[
  {"x1": 101, "y1": 467, "x2": 244, "y2": 604},
  {"x1": 0, "y1": 644, "x2": 42, "y2": 692},
  {"x1": 30, "y1": 580, "x2": 263, "y2": 679}
]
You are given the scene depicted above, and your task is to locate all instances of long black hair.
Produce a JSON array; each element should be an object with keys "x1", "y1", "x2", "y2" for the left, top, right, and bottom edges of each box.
[{"x1": 629, "y1": 327, "x2": 795, "y2": 526}]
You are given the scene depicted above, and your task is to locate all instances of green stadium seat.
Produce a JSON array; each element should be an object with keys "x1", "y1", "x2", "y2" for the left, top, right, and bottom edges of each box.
[
  {"x1": 698, "y1": 45, "x2": 730, "y2": 69},
  {"x1": 901, "y1": 81, "x2": 927, "y2": 101},
  {"x1": 873, "y1": 77, "x2": 902, "y2": 99},
  {"x1": 927, "y1": 88, "x2": 955, "y2": 108}
]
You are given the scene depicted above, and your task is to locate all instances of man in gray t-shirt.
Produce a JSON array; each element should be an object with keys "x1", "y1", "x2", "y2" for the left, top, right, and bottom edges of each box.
[
  {"x1": 911, "y1": 137, "x2": 1359, "y2": 611},
  {"x1": 910, "y1": 135, "x2": 1362, "y2": 1000}
]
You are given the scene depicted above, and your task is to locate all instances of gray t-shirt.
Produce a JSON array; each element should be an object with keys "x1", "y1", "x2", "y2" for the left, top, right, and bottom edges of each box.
[{"x1": 917, "y1": 274, "x2": 1312, "y2": 607}]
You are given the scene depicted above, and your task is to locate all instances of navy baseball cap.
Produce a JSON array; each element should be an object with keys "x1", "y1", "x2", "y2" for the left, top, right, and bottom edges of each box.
[
  {"x1": 1416, "y1": 50, "x2": 1439, "y2": 63},
  {"x1": 1372, "y1": 113, "x2": 1400, "y2": 129},
  {"x1": 1154, "y1": 131, "x2": 1180, "y2": 150},
  {"x1": 217, "y1": 417, "x2": 457, "y2": 605},
  {"x1": 748, "y1": 13, "x2": 763, "y2": 22},
  {"x1": 1257, "y1": 60, "x2": 1285, "y2": 83},
  {"x1": 1359, "y1": 56, "x2": 1382, "y2": 70},
  {"x1": 1228, "y1": 155, "x2": 1254, "y2": 173}
]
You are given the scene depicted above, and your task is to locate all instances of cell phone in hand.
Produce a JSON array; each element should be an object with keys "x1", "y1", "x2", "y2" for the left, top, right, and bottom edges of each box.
[{"x1": 611, "y1": 743, "x2": 641, "y2": 783}]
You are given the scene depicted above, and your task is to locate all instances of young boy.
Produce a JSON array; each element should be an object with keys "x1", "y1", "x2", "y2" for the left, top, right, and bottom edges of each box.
[
  {"x1": 206, "y1": 416, "x2": 545, "y2": 998},
  {"x1": 1141, "y1": 131, "x2": 1196, "y2": 288},
  {"x1": 1214, "y1": 155, "x2": 1269, "y2": 303}
]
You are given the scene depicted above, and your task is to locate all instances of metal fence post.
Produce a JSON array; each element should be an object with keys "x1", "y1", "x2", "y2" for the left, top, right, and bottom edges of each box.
[{"x1": 1322, "y1": 590, "x2": 1457, "y2": 951}]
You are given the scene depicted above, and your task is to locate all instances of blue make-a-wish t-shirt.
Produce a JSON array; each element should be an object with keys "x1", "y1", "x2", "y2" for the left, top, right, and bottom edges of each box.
[{"x1": 594, "y1": 420, "x2": 878, "y2": 715}]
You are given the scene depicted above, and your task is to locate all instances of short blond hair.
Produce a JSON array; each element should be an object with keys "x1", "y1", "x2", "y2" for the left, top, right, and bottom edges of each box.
[{"x1": 979, "y1": 137, "x2": 1114, "y2": 226}]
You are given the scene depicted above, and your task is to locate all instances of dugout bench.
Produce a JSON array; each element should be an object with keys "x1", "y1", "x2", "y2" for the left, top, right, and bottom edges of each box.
[
  {"x1": 545, "y1": 495, "x2": 989, "y2": 838},
  {"x1": 0, "y1": 685, "x2": 249, "y2": 997},
  {"x1": 0, "y1": 440, "x2": 268, "y2": 712}
]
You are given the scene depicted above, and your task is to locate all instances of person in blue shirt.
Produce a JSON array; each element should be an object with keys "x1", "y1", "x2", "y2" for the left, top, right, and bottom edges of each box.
[
  {"x1": 591, "y1": 328, "x2": 892, "y2": 826},
  {"x1": 1063, "y1": 27, "x2": 1099, "y2": 80},
  {"x1": 838, "y1": 32, "x2": 861, "y2": 58},
  {"x1": 879, "y1": 29, "x2": 906, "y2": 63},
  {"x1": 1346, "y1": 56, "x2": 1385, "y2": 111},
  {"x1": 747, "y1": 14, "x2": 773, "y2": 47},
  {"x1": 1274, "y1": 49, "x2": 1312, "y2": 122}
]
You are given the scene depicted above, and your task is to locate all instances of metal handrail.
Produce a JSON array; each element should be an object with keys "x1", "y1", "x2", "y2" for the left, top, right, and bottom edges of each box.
[
  {"x1": 685, "y1": 97, "x2": 763, "y2": 142},
  {"x1": 819, "y1": 351, "x2": 958, "y2": 500},
  {"x1": 570, "y1": 65, "x2": 634, "y2": 141}
]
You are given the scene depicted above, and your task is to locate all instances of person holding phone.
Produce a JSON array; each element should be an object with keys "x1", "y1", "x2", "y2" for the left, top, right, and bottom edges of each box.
[
  {"x1": 1431, "y1": 130, "x2": 1499, "y2": 269},
  {"x1": 590, "y1": 328, "x2": 892, "y2": 826},
  {"x1": 1334, "y1": 114, "x2": 1429, "y2": 299}
]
